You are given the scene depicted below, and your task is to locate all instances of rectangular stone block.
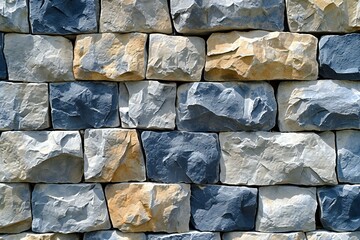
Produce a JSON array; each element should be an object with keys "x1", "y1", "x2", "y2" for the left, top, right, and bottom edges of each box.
[
  {"x1": 0, "y1": 233, "x2": 80, "y2": 240},
  {"x1": 307, "y1": 231, "x2": 360, "y2": 240},
  {"x1": 223, "y1": 232, "x2": 307, "y2": 240},
  {"x1": 148, "y1": 232, "x2": 221, "y2": 240},
  {"x1": 84, "y1": 231, "x2": 145, "y2": 240},
  {"x1": 0, "y1": 0, "x2": 29, "y2": 33}
]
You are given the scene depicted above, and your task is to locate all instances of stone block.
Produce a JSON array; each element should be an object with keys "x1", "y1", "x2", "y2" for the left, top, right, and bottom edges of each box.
[
  {"x1": 307, "y1": 231, "x2": 360, "y2": 240},
  {"x1": 0, "y1": 34, "x2": 6, "y2": 79},
  {"x1": 84, "y1": 230, "x2": 146, "y2": 240},
  {"x1": 0, "y1": 233, "x2": 80, "y2": 240},
  {"x1": 223, "y1": 232, "x2": 307, "y2": 240},
  {"x1": 148, "y1": 232, "x2": 221, "y2": 240},
  {"x1": 0, "y1": 0, "x2": 29, "y2": 32}
]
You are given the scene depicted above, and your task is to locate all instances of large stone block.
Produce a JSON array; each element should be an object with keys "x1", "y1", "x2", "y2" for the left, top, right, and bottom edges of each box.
[
  {"x1": 50, "y1": 82, "x2": 119, "y2": 129},
  {"x1": 105, "y1": 183, "x2": 190, "y2": 233},
  {"x1": 141, "y1": 131, "x2": 220, "y2": 184},
  {"x1": 0, "y1": 131, "x2": 83, "y2": 183},
  {"x1": 32, "y1": 184, "x2": 111, "y2": 233},
  {"x1": 0, "y1": 82, "x2": 49, "y2": 130},
  {"x1": 176, "y1": 82, "x2": 276, "y2": 132},
  {"x1": 84, "y1": 230, "x2": 146, "y2": 240},
  {"x1": 278, "y1": 80, "x2": 360, "y2": 131},
  {"x1": 307, "y1": 231, "x2": 360, "y2": 240},
  {"x1": 223, "y1": 232, "x2": 306, "y2": 240},
  {"x1": 205, "y1": 31, "x2": 318, "y2": 81},
  {"x1": 0, "y1": 233, "x2": 80, "y2": 240},
  {"x1": 0, "y1": 0, "x2": 29, "y2": 32},
  {"x1": 191, "y1": 185, "x2": 257, "y2": 231},
  {"x1": 220, "y1": 131, "x2": 337, "y2": 185},
  {"x1": 0, "y1": 34, "x2": 6, "y2": 79},
  {"x1": 148, "y1": 232, "x2": 221, "y2": 240},
  {"x1": 119, "y1": 81, "x2": 176, "y2": 130},
  {"x1": 4, "y1": 34, "x2": 74, "y2": 82},
  {"x1": 73, "y1": 33, "x2": 147, "y2": 81}
]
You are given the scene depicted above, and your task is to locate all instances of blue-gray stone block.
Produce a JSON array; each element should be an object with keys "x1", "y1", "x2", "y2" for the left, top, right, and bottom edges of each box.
[
  {"x1": 50, "y1": 82, "x2": 119, "y2": 129},
  {"x1": 176, "y1": 82, "x2": 276, "y2": 132},
  {"x1": 191, "y1": 185, "x2": 257, "y2": 232},
  {"x1": 148, "y1": 232, "x2": 221, "y2": 240},
  {"x1": 29, "y1": 0, "x2": 99, "y2": 35},
  {"x1": 0, "y1": 33, "x2": 7, "y2": 79},
  {"x1": 141, "y1": 131, "x2": 220, "y2": 184}
]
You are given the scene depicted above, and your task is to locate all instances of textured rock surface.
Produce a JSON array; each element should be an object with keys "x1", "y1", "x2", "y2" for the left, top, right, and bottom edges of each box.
[
  {"x1": 4, "y1": 34, "x2": 74, "y2": 82},
  {"x1": 141, "y1": 131, "x2": 220, "y2": 184},
  {"x1": 146, "y1": 34, "x2": 205, "y2": 82},
  {"x1": 119, "y1": 81, "x2": 176, "y2": 129},
  {"x1": 176, "y1": 82, "x2": 276, "y2": 132},
  {"x1": 105, "y1": 183, "x2": 190, "y2": 233},
  {"x1": 220, "y1": 131, "x2": 337, "y2": 185},
  {"x1": 100, "y1": 0, "x2": 171, "y2": 33},
  {"x1": 318, "y1": 185, "x2": 360, "y2": 231},
  {"x1": 84, "y1": 230, "x2": 146, "y2": 240},
  {"x1": 84, "y1": 129, "x2": 146, "y2": 182},
  {"x1": 148, "y1": 232, "x2": 221, "y2": 240},
  {"x1": 0, "y1": 82, "x2": 49, "y2": 130},
  {"x1": 223, "y1": 232, "x2": 307, "y2": 240},
  {"x1": 256, "y1": 186, "x2": 317, "y2": 232},
  {"x1": 278, "y1": 80, "x2": 360, "y2": 131},
  {"x1": 0, "y1": 183, "x2": 31, "y2": 233},
  {"x1": 73, "y1": 33, "x2": 147, "y2": 81},
  {"x1": 191, "y1": 185, "x2": 257, "y2": 231},
  {"x1": 50, "y1": 82, "x2": 119, "y2": 129},
  {"x1": 0, "y1": 0, "x2": 29, "y2": 32},
  {"x1": 0, "y1": 233, "x2": 80, "y2": 240},
  {"x1": 306, "y1": 231, "x2": 360, "y2": 240},
  {"x1": 205, "y1": 31, "x2": 318, "y2": 81},
  {"x1": 0, "y1": 131, "x2": 83, "y2": 183},
  {"x1": 32, "y1": 184, "x2": 111, "y2": 233},
  {"x1": 0, "y1": 34, "x2": 6, "y2": 79}
]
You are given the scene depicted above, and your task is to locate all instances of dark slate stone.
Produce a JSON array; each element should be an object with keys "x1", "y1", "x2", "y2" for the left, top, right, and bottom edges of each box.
[
  {"x1": 141, "y1": 131, "x2": 220, "y2": 184},
  {"x1": 29, "y1": 0, "x2": 99, "y2": 35},
  {"x1": 319, "y1": 34, "x2": 360, "y2": 80},
  {"x1": 50, "y1": 81, "x2": 119, "y2": 129},
  {"x1": 318, "y1": 185, "x2": 360, "y2": 231},
  {"x1": 176, "y1": 82, "x2": 276, "y2": 132},
  {"x1": 191, "y1": 185, "x2": 257, "y2": 232},
  {"x1": 0, "y1": 33, "x2": 7, "y2": 79},
  {"x1": 148, "y1": 232, "x2": 220, "y2": 240}
]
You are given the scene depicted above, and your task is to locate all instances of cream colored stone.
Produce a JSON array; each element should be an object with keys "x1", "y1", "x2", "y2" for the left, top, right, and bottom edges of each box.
[
  {"x1": 306, "y1": 231, "x2": 360, "y2": 239},
  {"x1": 223, "y1": 232, "x2": 306, "y2": 240},
  {"x1": 0, "y1": 233, "x2": 79, "y2": 240}
]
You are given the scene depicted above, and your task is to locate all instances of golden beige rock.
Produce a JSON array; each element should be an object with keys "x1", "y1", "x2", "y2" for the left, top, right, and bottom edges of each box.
[{"x1": 0, "y1": 233, "x2": 79, "y2": 240}]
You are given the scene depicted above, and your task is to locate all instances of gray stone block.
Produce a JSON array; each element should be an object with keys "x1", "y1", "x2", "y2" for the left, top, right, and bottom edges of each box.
[
  {"x1": 148, "y1": 232, "x2": 221, "y2": 240},
  {"x1": 84, "y1": 230, "x2": 146, "y2": 240},
  {"x1": 0, "y1": 0, "x2": 29, "y2": 33}
]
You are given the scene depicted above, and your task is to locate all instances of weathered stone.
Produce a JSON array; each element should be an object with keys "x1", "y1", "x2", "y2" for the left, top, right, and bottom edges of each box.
[
  {"x1": 220, "y1": 131, "x2": 337, "y2": 186},
  {"x1": 100, "y1": 0, "x2": 172, "y2": 33},
  {"x1": 171, "y1": 0, "x2": 285, "y2": 34},
  {"x1": 0, "y1": 233, "x2": 80, "y2": 240},
  {"x1": 73, "y1": 33, "x2": 147, "y2": 81},
  {"x1": 146, "y1": 34, "x2": 205, "y2": 82},
  {"x1": 84, "y1": 129, "x2": 146, "y2": 182},
  {"x1": 176, "y1": 82, "x2": 276, "y2": 132},
  {"x1": 0, "y1": 183, "x2": 31, "y2": 233},
  {"x1": 319, "y1": 34, "x2": 360, "y2": 80},
  {"x1": 4, "y1": 34, "x2": 74, "y2": 82},
  {"x1": 0, "y1": 82, "x2": 49, "y2": 130},
  {"x1": 148, "y1": 232, "x2": 221, "y2": 240},
  {"x1": 32, "y1": 184, "x2": 111, "y2": 233},
  {"x1": 0, "y1": 34, "x2": 6, "y2": 79},
  {"x1": 141, "y1": 131, "x2": 220, "y2": 184},
  {"x1": 0, "y1": 131, "x2": 83, "y2": 183},
  {"x1": 105, "y1": 183, "x2": 190, "y2": 233},
  {"x1": 318, "y1": 185, "x2": 360, "y2": 231},
  {"x1": 223, "y1": 232, "x2": 307, "y2": 240},
  {"x1": 205, "y1": 31, "x2": 318, "y2": 81},
  {"x1": 84, "y1": 230, "x2": 146, "y2": 240},
  {"x1": 278, "y1": 80, "x2": 360, "y2": 131},
  {"x1": 29, "y1": 0, "x2": 99, "y2": 35},
  {"x1": 256, "y1": 186, "x2": 317, "y2": 232},
  {"x1": 0, "y1": 0, "x2": 29, "y2": 32},
  {"x1": 191, "y1": 185, "x2": 257, "y2": 231},
  {"x1": 50, "y1": 82, "x2": 119, "y2": 129},
  {"x1": 307, "y1": 231, "x2": 360, "y2": 240},
  {"x1": 119, "y1": 81, "x2": 176, "y2": 129}
]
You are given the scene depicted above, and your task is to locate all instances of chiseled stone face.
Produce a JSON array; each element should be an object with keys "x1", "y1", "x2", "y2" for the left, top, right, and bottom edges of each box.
[
  {"x1": 148, "y1": 232, "x2": 221, "y2": 240},
  {"x1": 0, "y1": 233, "x2": 80, "y2": 240},
  {"x1": 84, "y1": 230, "x2": 146, "y2": 240},
  {"x1": 223, "y1": 232, "x2": 307, "y2": 240},
  {"x1": 105, "y1": 183, "x2": 190, "y2": 233},
  {"x1": 306, "y1": 231, "x2": 360, "y2": 240},
  {"x1": 0, "y1": 0, "x2": 29, "y2": 33},
  {"x1": 205, "y1": 31, "x2": 318, "y2": 81}
]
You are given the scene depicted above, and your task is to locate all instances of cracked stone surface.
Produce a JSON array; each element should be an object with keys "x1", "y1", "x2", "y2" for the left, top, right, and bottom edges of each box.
[
  {"x1": 0, "y1": 0, "x2": 29, "y2": 32},
  {"x1": 307, "y1": 231, "x2": 360, "y2": 240},
  {"x1": 84, "y1": 230, "x2": 146, "y2": 240},
  {"x1": 0, "y1": 233, "x2": 80, "y2": 240},
  {"x1": 148, "y1": 232, "x2": 221, "y2": 240},
  {"x1": 223, "y1": 232, "x2": 307, "y2": 240}
]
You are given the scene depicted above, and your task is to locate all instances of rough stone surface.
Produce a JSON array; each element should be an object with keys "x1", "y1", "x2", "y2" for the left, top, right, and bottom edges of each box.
[
  {"x1": 0, "y1": 82, "x2": 49, "y2": 130},
  {"x1": 141, "y1": 131, "x2": 220, "y2": 184},
  {"x1": 73, "y1": 33, "x2": 147, "y2": 81},
  {"x1": 256, "y1": 186, "x2": 317, "y2": 232},
  {"x1": 191, "y1": 185, "x2": 257, "y2": 232},
  {"x1": 146, "y1": 34, "x2": 205, "y2": 82},
  {"x1": 84, "y1": 129, "x2": 146, "y2": 182},
  {"x1": 319, "y1": 34, "x2": 360, "y2": 80},
  {"x1": 170, "y1": 0, "x2": 285, "y2": 34},
  {"x1": 105, "y1": 183, "x2": 190, "y2": 233},
  {"x1": 0, "y1": 0, "x2": 29, "y2": 32},
  {"x1": 148, "y1": 232, "x2": 221, "y2": 240},
  {"x1": 0, "y1": 33, "x2": 6, "y2": 79},
  {"x1": 4, "y1": 34, "x2": 74, "y2": 82},
  {"x1": 176, "y1": 82, "x2": 277, "y2": 132},
  {"x1": 0, "y1": 233, "x2": 80, "y2": 240},
  {"x1": 223, "y1": 232, "x2": 307, "y2": 240},
  {"x1": 307, "y1": 231, "x2": 360, "y2": 240},
  {"x1": 50, "y1": 82, "x2": 119, "y2": 129},
  {"x1": 0, "y1": 131, "x2": 83, "y2": 183},
  {"x1": 0, "y1": 183, "x2": 31, "y2": 234},
  {"x1": 205, "y1": 31, "x2": 318, "y2": 81},
  {"x1": 32, "y1": 184, "x2": 111, "y2": 233},
  {"x1": 100, "y1": 0, "x2": 172, "y2": 33},
  {"x1": 84, "y1": 230, "x2": 146, "y2": 240},
  {"x1": 278, "y1": 80, "x2": 360, "y2": 131},
  {"x1": 220, "y1": 131, "x2": 337, "y2": 186},
  {"x1": 119, "y1": 81, "x2": 176, "y2": 129},
  {"x1": 318, "y1": 185, "x2": 360, "y2": 231}
]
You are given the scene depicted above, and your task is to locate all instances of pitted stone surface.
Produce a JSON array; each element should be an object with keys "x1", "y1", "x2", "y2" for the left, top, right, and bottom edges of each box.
[
  {"x1": 84, "y1": 230, "x2": 146, "y2": 240},
  {"x1": 148, "y1": 232, "x2": 221, "y2": 240},
  {"x1": 141, "y1": 131, "x2": 220, "y2": 184},
  {"x1": 307, "y1": 231, "x2": 360, "y2": 240},
  {"x1": 223, "y1": 232, "x2": 307, "y2": 240},
  {"x1": 0, "y1": 233, "x2": 80, "y2": 240},
  {"x1": 0, "y1": 33, "x2": 6, "y2": 79},
  {"x1": 0, "y1": 0, "x2": 29, "y2": 32},
  {"x1": 176, "y1": 82, "x2": 276, "y2": 132}
]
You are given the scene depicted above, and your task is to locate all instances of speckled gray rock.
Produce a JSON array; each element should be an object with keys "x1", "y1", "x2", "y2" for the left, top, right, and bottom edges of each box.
[
  {"x1": 223, "y1": 232, "x2": 307, "y2": 240},
  {"x1": 119, "y1": 81, "x2": 176, "y2": 129},
  {"x1": 0, "y1": 82, "x2": 49, "y2": 130},
  {"x1": 177, "y1": 82, "x2": 276, "y2": 132},
  {"x1": 307, "y1": 231, "x2": 360, "y2": 240},
  {"x1": 0, "y1": 0, "x2": 29, "y2": 32},
  {"x1": 148, "y1": 232, "x2": 221, "y2": 240},
  {"x1": 32, "y1": 184, "x2": 111, "y2": 233},
  {"x1": 0, "y1": 233, "x2": 80, "y2": 240},
  {"x1": 84, "y1": 230, "x2": 146, "y2": 240},
  {"x1": 0, "y1": 131, "x2": 83, "y2": 183}
]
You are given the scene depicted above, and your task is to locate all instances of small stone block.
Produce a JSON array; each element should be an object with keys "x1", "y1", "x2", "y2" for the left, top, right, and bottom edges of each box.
[
  {"x1": 223, "y1": 232, "x2": 307, "y2": 240},
  {"x1": 0, "y1": 0, "x2": 29, "y2": 33},
  {"x1": 84, "y1": 230, "x2": 146, "y2": 240},
  {"x1": 148, "y1": 232, "x2": 221, "y2": 240}
]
